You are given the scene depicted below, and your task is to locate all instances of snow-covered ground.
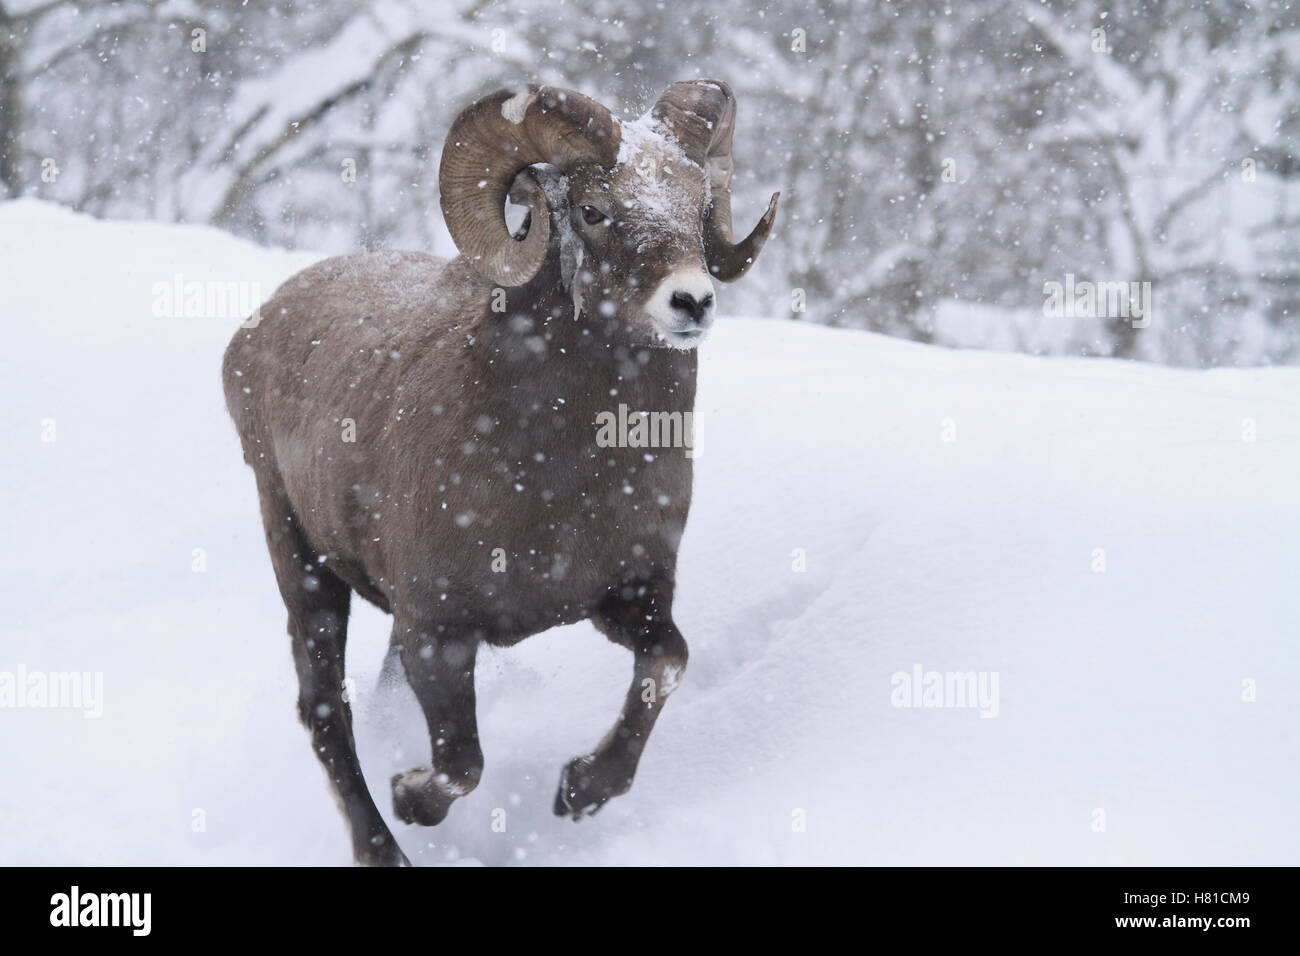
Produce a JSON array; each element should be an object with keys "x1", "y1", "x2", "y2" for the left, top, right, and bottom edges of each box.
[{"x1": 2, "y1": 199, "x2": 1298, "y2": 866}]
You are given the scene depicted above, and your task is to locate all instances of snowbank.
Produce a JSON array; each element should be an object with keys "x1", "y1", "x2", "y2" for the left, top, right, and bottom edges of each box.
[{"x1": 2, "y1": 200, "x2": 1297, "y2": 865}]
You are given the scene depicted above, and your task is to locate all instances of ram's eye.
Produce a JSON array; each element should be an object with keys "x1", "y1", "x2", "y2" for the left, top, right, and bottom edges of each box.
[{"x1": 581, "y1": 206, "x2": 607, "y2": 226}]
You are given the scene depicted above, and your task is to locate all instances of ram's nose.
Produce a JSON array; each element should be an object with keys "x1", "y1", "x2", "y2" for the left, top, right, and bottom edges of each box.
[
  {"x1": 669, "y1": 289, "x2": 714, "y2": 326},
  {"x1": 648, "y1": 268, "x2": 716, "y2": 348}
]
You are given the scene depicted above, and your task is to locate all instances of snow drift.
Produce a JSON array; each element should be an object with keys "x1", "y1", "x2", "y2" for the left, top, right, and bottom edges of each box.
[{"x1": 1, "y1": 199, "x2": 1297, "y2": 865}]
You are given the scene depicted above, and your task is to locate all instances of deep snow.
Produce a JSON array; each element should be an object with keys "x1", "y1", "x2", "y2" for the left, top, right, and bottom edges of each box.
[{"x1": 2, "y1": 199, "x2": 1298, "y2": 865}]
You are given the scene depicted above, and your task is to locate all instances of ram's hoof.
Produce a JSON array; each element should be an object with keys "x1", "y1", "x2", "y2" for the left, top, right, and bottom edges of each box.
[
  {"x1": 553, "y1": 755, "x2": 631, "y2": 820},
  {"x1": 391, "y1": 768, "x2": 456, "y2": 827}
]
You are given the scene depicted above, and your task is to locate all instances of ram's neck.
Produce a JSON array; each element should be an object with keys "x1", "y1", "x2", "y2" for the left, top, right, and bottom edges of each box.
[{"x1": 473, "y1": 256, "x2": 698, "y2": 416}]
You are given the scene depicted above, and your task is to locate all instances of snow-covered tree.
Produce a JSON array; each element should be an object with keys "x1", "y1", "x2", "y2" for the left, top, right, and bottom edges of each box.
[{"x1": 4, "y1": 0, "x2": 1295, "y2": 366}]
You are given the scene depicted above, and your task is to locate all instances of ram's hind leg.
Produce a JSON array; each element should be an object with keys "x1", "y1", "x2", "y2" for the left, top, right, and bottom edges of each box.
[
  {"x1": 555, "y1": 579, "x2": 688, "y2": 819},
  {"x1": 256, "y1": 476, "x2": 406, "y2": 867},
  {"x1": 391, "y1": 624, "x2": 483, "y2": 827}
]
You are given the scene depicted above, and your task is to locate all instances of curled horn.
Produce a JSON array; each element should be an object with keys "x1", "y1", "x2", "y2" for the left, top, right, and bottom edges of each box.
[
  {"x1": 440, "y1": 87, "x2": 620, "y2": 286},
  {"x1": 651, "y1": 80, "x2": 779, "y2": 282}
]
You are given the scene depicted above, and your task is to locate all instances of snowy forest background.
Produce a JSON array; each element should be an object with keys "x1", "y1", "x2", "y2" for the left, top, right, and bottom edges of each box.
[{"x1": 2, "y1": 0, "x2": 1297, "y2": 366}]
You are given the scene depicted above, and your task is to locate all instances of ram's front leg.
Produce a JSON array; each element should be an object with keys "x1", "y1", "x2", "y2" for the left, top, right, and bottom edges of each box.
[
  {"x1": 555, "y1": 581, "x2": 688, "y2": 819},
  {"x1": 391, "y1": 626, "x2": 484, "y2": 828}
]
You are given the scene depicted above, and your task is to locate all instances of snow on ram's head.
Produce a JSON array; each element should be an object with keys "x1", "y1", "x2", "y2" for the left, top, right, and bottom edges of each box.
[{"x1": 611, "y1": 115, "x2": 709, "y2": 234}]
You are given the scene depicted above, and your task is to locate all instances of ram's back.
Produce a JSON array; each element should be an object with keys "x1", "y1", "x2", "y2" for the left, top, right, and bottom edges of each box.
[
  {"x1": 226, "y1": 250, "x2": 442, "y2": 420},
  {"x1": 221, "y1": 251, "x2": 486, "y2": 578}
]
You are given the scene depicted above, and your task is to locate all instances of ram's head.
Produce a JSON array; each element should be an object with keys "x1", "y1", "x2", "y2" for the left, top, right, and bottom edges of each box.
[{"x1": 439, "y1": 80, "x2": 779, "y2": 349}]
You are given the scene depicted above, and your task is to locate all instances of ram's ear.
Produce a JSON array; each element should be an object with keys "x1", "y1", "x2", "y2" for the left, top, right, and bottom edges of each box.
[
  {"x1": 506, "y1": 166, "x2": 573, "y2": 241},
  {"x1": 506, "y1": 166, "x2": 583, "y2": 295},
  {"x1": 506, "y1": 168, "x2": 546, "y2": 240}
]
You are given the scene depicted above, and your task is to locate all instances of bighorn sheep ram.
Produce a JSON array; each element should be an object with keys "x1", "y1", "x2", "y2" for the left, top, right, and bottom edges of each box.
[{"x1": 222, "y1": 80, "x2": 778, "y2": 865}]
